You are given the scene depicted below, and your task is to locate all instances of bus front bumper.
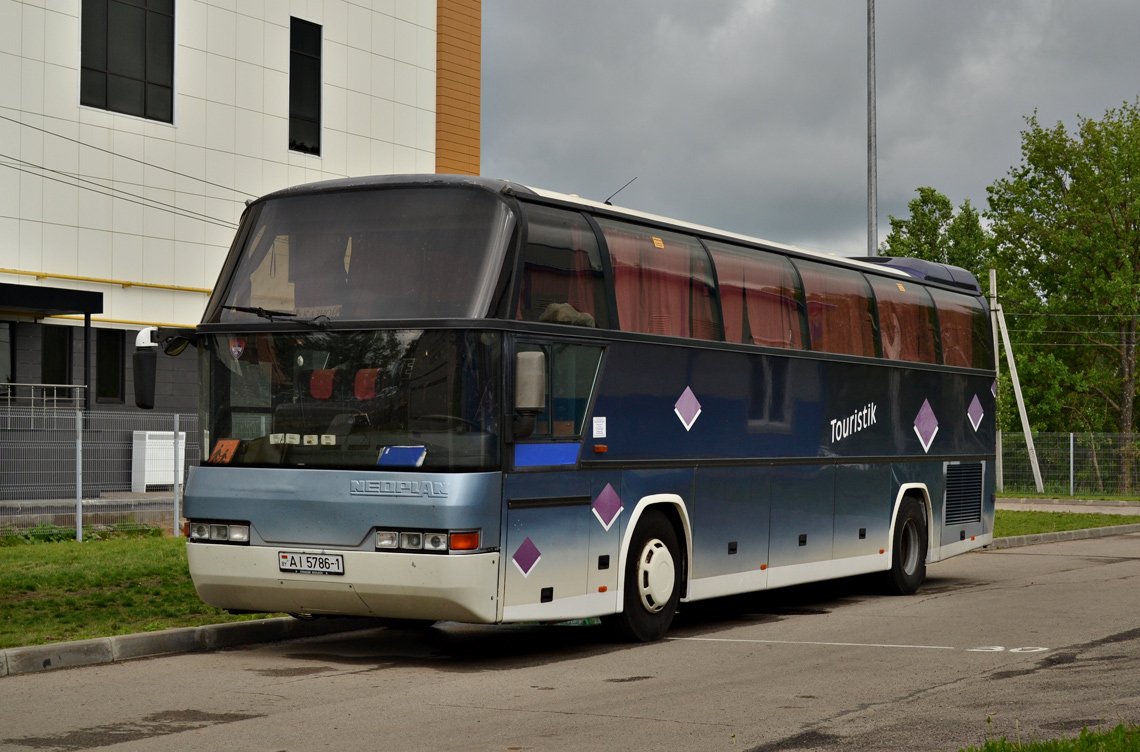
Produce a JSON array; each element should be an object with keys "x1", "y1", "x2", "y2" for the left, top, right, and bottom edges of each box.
[{"x1": 187, "y1": 544, "x2": 501, "y2": 623}]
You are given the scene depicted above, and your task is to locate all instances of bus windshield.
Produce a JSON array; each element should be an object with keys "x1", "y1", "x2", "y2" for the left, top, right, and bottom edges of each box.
[
  {"x1": 203, "y1": 329, "x2": 501, "y2": 471},
  {"x1": 211, "y1": 187, "x2": 516, "y2": 323}
]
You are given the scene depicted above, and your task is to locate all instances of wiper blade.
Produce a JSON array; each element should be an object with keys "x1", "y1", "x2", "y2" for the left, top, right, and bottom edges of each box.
[
  {"x1": 223, "y1": 305, "x2": 297, "y2": 321},
  {"x1": 222, "y1": 305, "x2": 330, "y2": 329}
]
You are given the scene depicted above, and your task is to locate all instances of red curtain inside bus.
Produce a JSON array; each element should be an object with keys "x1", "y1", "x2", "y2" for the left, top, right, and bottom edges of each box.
[
  {"x1": 930, "y1": 288, "x2": 993, "y2": 369},
  {"x1": 600, "y1": 221, "x2": 717, "y2": 340},
  {"x1": 516, "y1": 205, "x2": 606, "y2": 327},
  {"x1": 708, "y1": 242, "x2": 804, "y2": 349},
  {"x1": 867, "y1": 276, "x2": 939, "y2": 364},
  {"x1": 794, "y1": 260, "x2": 877, "y2": 357}
]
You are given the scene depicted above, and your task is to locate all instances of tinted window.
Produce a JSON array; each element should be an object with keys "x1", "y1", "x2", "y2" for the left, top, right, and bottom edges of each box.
[
  {"x1": 517, "y1": 343, "x2": 604, "y2": 438},
  {"x1": 96, "y1": 329, "x2": 125, "y2": 402},
  {"x1": 516, "y1": 205, "x2": 609, "y2": 328},
  {"x1": 289, "y1": 18, "x2": 322, "y2": 155},
  {"x1": 707, "y1": 241, "x2": 805, "y2": 349},
  {"x1": 929, "y1": 289, "x2": 994, "y2": 369},
  {"x1": 868, "y1": 276, "x2": 939, "y2": 364},
  {"x1": 794, "y1": 260, "x2": 877, "y2": 357},
  {"x1": 42, "y1": 325, "x2": 72, "y2": 384},
  {"x1": 598, "y1": 219, "x2": 718, "y2": 340},
  {"x1": 0, "y1": 322, "x2": 12, "y2": 384},
  {"x1": 213, "y1": 188, "x2": 517, "y2": 323}
]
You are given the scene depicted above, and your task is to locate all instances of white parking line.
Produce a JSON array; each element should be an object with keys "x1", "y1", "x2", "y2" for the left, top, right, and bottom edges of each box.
[
  {"x1": 670, "y1": 638, "x2": 1050, "y2": 653},
  {"x1": 671, "y1": 637, "x2": 955, "y2": 650}
]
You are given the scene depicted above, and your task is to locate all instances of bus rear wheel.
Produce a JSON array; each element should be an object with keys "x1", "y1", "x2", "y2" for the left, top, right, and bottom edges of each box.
[
  {"x1": 606, "y1": 510, "x2": 681, "y2": 642},
  {"x1": 884, "y1": 497, "x2": 928, "y2": 595}
]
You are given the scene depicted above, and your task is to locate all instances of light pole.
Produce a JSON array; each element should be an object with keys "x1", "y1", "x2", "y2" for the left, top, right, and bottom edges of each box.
[{"x1": 867, "y1": 0, "x2": 878, "y2": 256}]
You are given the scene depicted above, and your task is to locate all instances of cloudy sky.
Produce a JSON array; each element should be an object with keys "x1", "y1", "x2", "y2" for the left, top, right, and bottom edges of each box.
[{"x1": 481, "y1": 1, "x2": 1140, "y2": 256}]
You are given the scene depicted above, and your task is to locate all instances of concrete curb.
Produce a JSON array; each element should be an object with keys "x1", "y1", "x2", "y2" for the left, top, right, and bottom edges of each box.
[
  {"x1": 999, "y1": 497, "x2": 1140, "y2": 507},
  {"x1": 990, "y1": 522, "x2": 1140, "y2": 550},
  {"x1": 0, "y1": 616, "x2": 383, "y2": 679}
]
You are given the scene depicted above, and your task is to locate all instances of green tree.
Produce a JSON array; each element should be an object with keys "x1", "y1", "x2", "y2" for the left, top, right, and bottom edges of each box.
[
  {"x1": 880, "y1": 187, "x2": 992, "y2": 285},
  {"x1": 987, "y1": 101, "x2": 1140, "y2": 491}
]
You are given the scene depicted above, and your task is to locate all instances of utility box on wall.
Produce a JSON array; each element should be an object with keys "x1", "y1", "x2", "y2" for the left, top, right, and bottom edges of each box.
[{"x1": 131, "y1": 431, "x2": 186, "y2": 492}]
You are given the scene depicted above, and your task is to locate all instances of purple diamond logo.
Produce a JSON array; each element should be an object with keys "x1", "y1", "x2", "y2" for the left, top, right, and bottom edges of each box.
[
  {"x1": 913, "y1": 399, "x2": 939, "y2": 453},
  {"x1": 512, "y1": 537, "x2": 541, "y2": 578},
  {"x1": 674, "y1": 387, "x2": 702, "y2": 431},
  {"x1": 991, "y1": 379, "x2": 997, "y2": 397},
  {"x1": 967, "y1": 395, "x2": 984, "y2": 432},
  {"x1": 592, "y1": 483, "x2": 623, "y2": 531}
]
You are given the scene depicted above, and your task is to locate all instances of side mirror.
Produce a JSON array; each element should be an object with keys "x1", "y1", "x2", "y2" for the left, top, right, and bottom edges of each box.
[
  {"x1": 513, "y1": 350, "x2": 546, "y2": 439},
  {"x1": 133, "y1": 327, "x2": 158, "y2": 410}
]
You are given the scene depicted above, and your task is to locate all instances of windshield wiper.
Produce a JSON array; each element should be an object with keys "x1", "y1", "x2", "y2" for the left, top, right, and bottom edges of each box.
[
  {"x1": 222, "y1": 305, "x2": 330, "y2": 329},
  {"x1": 223, "y1": 305, "x2": 296, "y2": 321}
]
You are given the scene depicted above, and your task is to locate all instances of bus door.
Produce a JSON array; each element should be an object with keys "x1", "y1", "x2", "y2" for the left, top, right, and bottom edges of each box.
[{"x1": 501, "y1": 341, "x2": 615, "y2": 622}]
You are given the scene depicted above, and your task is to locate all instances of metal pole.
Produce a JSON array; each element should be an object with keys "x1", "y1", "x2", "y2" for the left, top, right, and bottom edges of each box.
[
  {"x1": 989, "y1": 270, "x2": 1002, "y2": 491},
  {"x1": 174, "y1": 413, "x2": 182, "y2": 536},
  {"x1": 867, "y1": 0, "x2": 878, "y2": 256},
  {"x1": 83, "y1": 314, "x2": 91, "y2": 411},
  {"x1": 1070, "y1": 432, "x2": 1074, "y2": 497},
  {"x1": 996, "y1": 303, "x2": 1044, "y2": 492},
  {"x1": 75, "y1": 409, "x2": 83, "y2": 542}
]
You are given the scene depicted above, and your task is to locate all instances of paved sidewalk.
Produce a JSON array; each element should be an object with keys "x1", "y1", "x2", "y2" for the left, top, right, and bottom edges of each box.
[{"x1": 997, "y1": 496, "x2": 1140, "y2": 516}]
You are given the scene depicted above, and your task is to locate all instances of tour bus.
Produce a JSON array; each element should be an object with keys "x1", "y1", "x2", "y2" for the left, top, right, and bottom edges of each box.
[{"x1": 136, "y1": 174, "x2": 995, "y2": 642}]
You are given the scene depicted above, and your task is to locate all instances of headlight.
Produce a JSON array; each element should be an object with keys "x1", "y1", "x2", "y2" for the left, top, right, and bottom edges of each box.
[{"x1": 187, "y1": 520, "x2": 250, "y2": 544}]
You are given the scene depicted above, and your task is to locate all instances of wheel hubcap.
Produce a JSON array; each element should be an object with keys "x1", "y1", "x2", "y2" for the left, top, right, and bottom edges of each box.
[
  {"x1": 637, "y1": 538, "x2": 675, "y2": 613},
  {"x1": 900, "y1": 519, "x2": 920, "y2": 575}
]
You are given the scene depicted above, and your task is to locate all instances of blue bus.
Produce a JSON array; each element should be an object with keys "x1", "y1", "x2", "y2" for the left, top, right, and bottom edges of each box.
[{"x1": 138, "y1": 175, "x2": 996, "y2": 642}]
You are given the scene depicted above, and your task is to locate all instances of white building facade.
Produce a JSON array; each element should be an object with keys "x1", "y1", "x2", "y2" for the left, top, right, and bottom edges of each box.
[{"x1": 0, "y1": 0, "x2": 481, "y2": 411}]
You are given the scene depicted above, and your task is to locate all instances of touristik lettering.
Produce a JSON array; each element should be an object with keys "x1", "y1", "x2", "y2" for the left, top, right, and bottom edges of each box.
[{"x1": 830, "y1": 402, "x2": 877, "y2": 443}]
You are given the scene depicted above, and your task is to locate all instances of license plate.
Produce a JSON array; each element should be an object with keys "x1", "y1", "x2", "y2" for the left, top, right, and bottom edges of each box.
[{"x1": 279, "y1": 552, "x2": 345, "y2": 575}]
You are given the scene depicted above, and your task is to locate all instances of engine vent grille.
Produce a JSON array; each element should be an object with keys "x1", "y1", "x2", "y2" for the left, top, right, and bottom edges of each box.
[{"x1": 945, "y1": 463, "x2": 983, "y2": 525}]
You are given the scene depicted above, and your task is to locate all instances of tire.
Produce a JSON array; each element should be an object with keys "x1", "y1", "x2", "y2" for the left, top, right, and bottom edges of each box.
[
  {"x1": 883, "y1": 496, "x2": 928, "y2": 595},
  {"x1": 606, "y1": 509, "x2": 681, "y2": 642}
]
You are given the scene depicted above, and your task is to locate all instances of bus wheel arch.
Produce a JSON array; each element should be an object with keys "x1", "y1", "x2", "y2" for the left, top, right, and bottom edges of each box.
[
  {"x1": 884, "y1": 488, "x2": 930, "y2": 595},
  {"x1": 607, "y1": 495, "x2": 691, "y2": 642}
]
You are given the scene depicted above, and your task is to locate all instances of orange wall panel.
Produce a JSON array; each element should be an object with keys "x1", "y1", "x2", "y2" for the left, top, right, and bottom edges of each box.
[{"x1": 436, "y1": 0, "x2": 480, "y2": 175}]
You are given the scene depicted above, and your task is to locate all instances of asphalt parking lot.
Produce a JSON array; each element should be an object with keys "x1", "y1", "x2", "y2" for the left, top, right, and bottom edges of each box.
[{"x1": 1, "y1": 531, "x2": 1138, "y2": 751}]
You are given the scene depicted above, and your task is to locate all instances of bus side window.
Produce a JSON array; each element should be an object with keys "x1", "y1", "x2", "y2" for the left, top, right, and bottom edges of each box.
[
  {"x1": 867, "y1": 277, "x2": 939, "y2": 364},
  {"x1": 516, "y1": 205, "x2": 610, "y2": 328},
  {"x1": 929, "y1": 289, "x2": 994, "y2": 369},
  {"x1": 516, "y1": 343, "x2": 604, "y2": 438},
  {"x1": 793, "y1": 260, "x2": 877, "y2": 358},
  {"x1": 596, "y1": 219, "x2": 719, "y2": 341},
  {"x1": 707, "y1": 241, "x2": 806, "y2": 349}
]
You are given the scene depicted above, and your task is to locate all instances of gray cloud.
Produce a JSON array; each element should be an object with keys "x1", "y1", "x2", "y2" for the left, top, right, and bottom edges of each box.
[{"x1": 482, "y1": 0, "x2": 1140, "y2": 255}]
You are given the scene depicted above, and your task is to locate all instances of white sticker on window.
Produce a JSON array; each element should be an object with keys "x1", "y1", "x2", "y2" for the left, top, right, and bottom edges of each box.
[{"x1": 593, "y1": 417, "x2": 607, "y2": 439}]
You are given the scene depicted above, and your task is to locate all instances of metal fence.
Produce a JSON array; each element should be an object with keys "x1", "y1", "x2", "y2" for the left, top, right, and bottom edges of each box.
[
  {"x1": 1000, "y1": 431, "x2": 1140, "y2": 497},
  {"x1": 0, "y1": 408, "x2": 199, "y2": 539}
]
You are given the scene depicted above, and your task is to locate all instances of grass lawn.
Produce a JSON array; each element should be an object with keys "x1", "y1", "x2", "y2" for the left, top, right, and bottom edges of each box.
[
  {"x1": 0, "y1": 535, "x2": 278, "y2": 650},
  {"x1": 993, "y1": 509, "x2": 1140, "y2": 538},
  {"x1": 959, "y1": 723, "x2": 1140, "y2": 751}
]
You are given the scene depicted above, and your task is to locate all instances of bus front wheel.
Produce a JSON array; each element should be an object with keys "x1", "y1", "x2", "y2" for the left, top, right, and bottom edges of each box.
[
  {"x1": 606, "y1": 510, "x2": 681, "y2": 642},
  {"x1": 884, "y1": 497, "x2": 928, "y2": 595}
]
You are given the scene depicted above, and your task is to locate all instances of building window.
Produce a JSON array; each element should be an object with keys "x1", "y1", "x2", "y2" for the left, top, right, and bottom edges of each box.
[
  {"x1": 96, "y1": 329, "x2": 125, "y2": 403},
  {"x1": 42, "y1": 325, "x2": 72, "y2": 387},
  {"x1": 289, "y1": 17, "x2": 322, "y2": 155},
  {"x1": 80, "y1": 0, "x2": 175, "y2": 123},
  {"x1": 0, "y1": 322, "x2": 12, "y2": 387}
]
